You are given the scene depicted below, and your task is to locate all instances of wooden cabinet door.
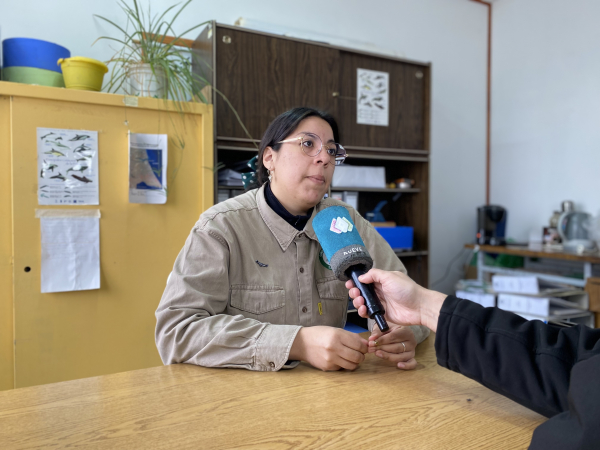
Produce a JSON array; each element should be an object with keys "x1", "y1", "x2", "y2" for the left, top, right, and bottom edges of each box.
[
  {"x1": 337, "y1": 52, "x2": 428, "y2": 150},
  {"x1": 215, "y1": 27, "x2": 340, "y2": 141}
]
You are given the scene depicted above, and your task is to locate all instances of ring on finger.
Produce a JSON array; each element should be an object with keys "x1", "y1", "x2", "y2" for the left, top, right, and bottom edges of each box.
[{"x1": 401, "y1": 342, "x2": 406, "y2": 353}]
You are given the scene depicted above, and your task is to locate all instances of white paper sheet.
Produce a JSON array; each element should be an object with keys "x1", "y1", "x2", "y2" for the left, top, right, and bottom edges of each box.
[
  {"x1": 37, "y1": 209, "x2": 101, "y2": 293},
  {"x1": 129, "y1": 132, "x2": 168, "y2": 204},
  {"x1": 357, "y1": 68, "x2": 389, "y2": 126},
  {"x1": 37, "y1": 128, "x2": 99, "y2": 205}
]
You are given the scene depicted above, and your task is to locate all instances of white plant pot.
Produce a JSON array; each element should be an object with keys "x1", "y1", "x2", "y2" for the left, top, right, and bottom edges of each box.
[{"x1": 127, "y1": 63, "x2": 167, "y2": 98}]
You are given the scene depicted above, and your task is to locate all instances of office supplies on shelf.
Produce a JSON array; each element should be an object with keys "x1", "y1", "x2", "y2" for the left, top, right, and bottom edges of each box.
[
  {"x1": 394, "y1": 178, "x2": 415, "y2": 189},
  {"x1": 331, "y1": 165, "x2": 386, "y2": 188},
  {"x1": 497, "y1": 293, "x2": 587, "y2": 317},
  {"x1": 217, "y1": 168, "x2": 243, "y2": 186},
  {"x1": 492, "y1": 275, "x2": 574, "y2": 296},
  {"x1": 366, "y1": 200, "x2": 387, "y2": 222}
]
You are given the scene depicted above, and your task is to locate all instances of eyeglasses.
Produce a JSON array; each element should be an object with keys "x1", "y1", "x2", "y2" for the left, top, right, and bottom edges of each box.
[{"x1": 278, "y1": 132, "x2": 347, "y2": 166}]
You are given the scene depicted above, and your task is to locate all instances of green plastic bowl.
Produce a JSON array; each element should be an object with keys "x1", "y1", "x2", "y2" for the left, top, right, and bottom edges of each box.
[{"x1": 2, "y1": 66, "x2": 65, "y2": 87}]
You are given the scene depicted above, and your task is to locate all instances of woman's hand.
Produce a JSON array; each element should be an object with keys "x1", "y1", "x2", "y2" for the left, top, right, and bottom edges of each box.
[
  {"x1": 289, "y1": 326, "x2": 368, "y2": 371},
  {"x1": 369, "y1": 324, "x2": 417, "y2": 370}
]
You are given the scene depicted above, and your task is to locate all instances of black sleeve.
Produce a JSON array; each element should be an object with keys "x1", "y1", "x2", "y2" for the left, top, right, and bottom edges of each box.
[
  {"x1": 435, "y1": 295, "x2": 600, "y2": 418},
  {"x1": 528, "y1": 354, "x2": 600, "y2": 450}
]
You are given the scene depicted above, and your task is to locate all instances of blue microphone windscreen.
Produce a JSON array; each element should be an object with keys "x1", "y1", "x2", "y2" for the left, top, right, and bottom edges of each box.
[{"x1": 312, "y1": 206, "x2": 365, "y2": 261}]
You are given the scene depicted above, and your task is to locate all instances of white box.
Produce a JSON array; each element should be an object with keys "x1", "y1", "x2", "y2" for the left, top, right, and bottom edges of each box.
[
  {"x1": 332, "y1": 165, "x2": 386, "y2": 188},
  {"x1": 492, "y1": 275, "x2": 540, "y2": 294},
  {"x1": 498, "y1": 293, "x2": 551, "y2": 316},
  {"x1": 497, "y1": 293, "x2": 586, "y2": 317},
  {"x1": 492, "y1": 275, "x2": 574, "y2": 296}
]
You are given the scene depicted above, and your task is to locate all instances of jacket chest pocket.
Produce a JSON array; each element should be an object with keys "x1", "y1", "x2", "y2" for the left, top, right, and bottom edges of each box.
[
  {"x1": 229, "y1": 285, "x2": 286, "y2": 323},
  {"x1": 316, "y1": 276, "x2": 349, "y2": 327},
  {"x1": 316, "y1": 276, "x2": 348, "y2": 301}
]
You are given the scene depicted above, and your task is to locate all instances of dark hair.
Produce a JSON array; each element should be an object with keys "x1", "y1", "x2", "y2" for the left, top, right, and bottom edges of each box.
[{"x1": 249, "y1": 107, "x2": 340, "y2": 189}]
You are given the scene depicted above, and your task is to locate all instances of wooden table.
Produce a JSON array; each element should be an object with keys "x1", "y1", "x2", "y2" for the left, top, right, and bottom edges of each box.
[{"x1": 0, "y1": 334, "x2": 545, "y2": 450}]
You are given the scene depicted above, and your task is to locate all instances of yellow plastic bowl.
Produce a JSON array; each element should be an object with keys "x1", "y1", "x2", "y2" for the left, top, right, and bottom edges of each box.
[{"x1": 57, "y1": 56, "x2": 108, "y2": 91}]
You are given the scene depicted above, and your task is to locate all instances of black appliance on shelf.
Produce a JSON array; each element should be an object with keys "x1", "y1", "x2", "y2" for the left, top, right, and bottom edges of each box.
[{"x1": 477, "y1": 205, "x2": 507, "y2": 246}]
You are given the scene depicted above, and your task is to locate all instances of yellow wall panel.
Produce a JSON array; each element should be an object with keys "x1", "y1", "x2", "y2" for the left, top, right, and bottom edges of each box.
[
  {"x1": 1, "y1": 82, "x2": 213, "y2": 389},
  {"x1": 0, "y1": 95, "x2": 14, "y2": 390}
]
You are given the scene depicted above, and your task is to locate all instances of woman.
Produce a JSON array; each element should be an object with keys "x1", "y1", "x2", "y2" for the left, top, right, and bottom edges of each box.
[{"x1": 155, "y1": 107, "x2": 429, "y2": 372}]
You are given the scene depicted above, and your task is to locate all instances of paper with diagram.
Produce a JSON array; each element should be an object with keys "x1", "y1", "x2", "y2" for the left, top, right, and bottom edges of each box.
[
  {"x1": 36, "y1": 209, "x2": 101, "y2": 293},
  {"x1": 357, "y1": 68, "x2": 389, "y2": 126},
  {"x1": 37, "y1": 128, "x2": 99, "y2": 205},
  {"x1": 129, "y1": 132, "x2": 168, "y2": 204}
]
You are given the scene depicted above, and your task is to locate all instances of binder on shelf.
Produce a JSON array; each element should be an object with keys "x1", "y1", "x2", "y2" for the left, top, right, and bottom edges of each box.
[
  {"x1": 497, "y1": 292, "x2": 588, "y2": 317},
  {"x1": 342, "y1": 191, "x2": 358, "y2": 210},
  {"x1": 491, "y1": 275, "x2": 574, "y2": 296}
]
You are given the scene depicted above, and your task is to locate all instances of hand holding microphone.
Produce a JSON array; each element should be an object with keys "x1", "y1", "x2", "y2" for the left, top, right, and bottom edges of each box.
[{"x1": 313, "y1": 206, "x2": 389, "y2": 332}]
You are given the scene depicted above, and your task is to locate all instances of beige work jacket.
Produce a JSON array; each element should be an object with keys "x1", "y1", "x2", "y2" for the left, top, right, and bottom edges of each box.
[{"x1": 155, "y1": 185, "x2": 429, "y2": 371}]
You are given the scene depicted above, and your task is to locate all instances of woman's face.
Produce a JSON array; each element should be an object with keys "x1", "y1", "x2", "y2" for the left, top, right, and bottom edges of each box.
[{"x1": 263, "y1": 116, "x2": 336, "y2": 216}]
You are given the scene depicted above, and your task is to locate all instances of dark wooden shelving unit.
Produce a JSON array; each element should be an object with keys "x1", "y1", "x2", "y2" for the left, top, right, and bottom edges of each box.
[{"x1": 193, "y1": 22, "x2": 430, "y2": 292}]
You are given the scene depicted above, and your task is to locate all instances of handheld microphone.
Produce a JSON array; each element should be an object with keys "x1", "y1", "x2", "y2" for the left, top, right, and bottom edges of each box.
[{"x1": 312, "y1": 206, "x2": 389, "y2": 332}]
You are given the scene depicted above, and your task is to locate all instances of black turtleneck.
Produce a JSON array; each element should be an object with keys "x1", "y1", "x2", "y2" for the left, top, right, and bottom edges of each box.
[{"x1": 264, "y1": 183, "x2": 314, "y2": 231}]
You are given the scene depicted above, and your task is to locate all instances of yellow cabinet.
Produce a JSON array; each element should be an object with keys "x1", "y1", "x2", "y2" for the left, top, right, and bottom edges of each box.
[{"x1": 0, "y1": 82, "x2": 213, "y2": 389}]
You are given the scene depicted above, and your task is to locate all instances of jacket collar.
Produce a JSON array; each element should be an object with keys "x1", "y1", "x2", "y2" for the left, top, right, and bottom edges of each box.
[{"x1": 257, "y1": 184, "x2": 323, "y2": 251}]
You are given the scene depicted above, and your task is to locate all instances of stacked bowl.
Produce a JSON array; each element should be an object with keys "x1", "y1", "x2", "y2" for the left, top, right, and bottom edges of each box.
[{"x1": 2, "y1": 38, "x2": 70, "y2": 87}]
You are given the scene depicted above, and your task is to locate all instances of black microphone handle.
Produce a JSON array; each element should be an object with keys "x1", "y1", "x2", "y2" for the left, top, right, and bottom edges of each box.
[{"x1": 349, "y1": 268, "x2": 389, "y2": 332}]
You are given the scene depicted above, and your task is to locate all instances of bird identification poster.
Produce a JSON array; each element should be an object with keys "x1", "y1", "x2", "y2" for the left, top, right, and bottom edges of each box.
[
  {"x1": 37, "y1": 128, "x2": 99, "y2": 205},
  {"x1": 129, "y1": 132, "x2": 168, "y2": 204},
  {"x1": 36, "y1": 209, "x2": 101, "y2": 293},
  {"x1": 357, "y1": 68, "x2": 389, "y2": 126}
]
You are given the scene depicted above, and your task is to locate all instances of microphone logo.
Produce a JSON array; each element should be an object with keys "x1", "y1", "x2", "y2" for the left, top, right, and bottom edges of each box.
[
  {"x1": 329, "y1": 216, "x2": 354, "y2": 234},
  {"x1": 343, "y1": 247, "x2": 363, "y2": 256}
]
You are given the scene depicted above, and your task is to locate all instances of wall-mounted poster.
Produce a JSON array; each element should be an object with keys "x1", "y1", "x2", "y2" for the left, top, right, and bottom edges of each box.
[
  {"x1": 357, "y1": 68, "x2": 389, "y2": 127},
  {"x1": 129, "y1": 132, "x2": 168, "y2": 204},
  {"x1": 36, "y1": 209, "x2": 101, "y2": 293},
  {"x1": 37, "y1": 128, "x2": 99, "y2": 205}
]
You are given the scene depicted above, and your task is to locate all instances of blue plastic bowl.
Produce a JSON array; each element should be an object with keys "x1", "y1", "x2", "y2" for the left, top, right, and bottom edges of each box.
[{"x1": 3, "y1": 38, "x2": 70, "y2": 73}]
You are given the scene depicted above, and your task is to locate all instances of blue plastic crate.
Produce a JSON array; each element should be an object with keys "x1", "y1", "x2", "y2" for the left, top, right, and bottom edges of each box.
[{"x1": 374, "y1": 226, "x2": 413, "y2": 251}]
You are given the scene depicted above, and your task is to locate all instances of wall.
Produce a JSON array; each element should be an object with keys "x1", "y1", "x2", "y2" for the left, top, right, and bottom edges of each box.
[
  {"x1": 492, "y1": 0, "x2": 600, "y2": 242},
  {"x1": 2, "y1": 0, "x2": 488, "y2": 294}
]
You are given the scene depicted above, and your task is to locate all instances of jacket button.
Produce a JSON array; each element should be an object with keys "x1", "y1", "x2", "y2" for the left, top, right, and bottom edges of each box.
[
  {"x1": 302, "y1": 306, "x2": 308, "y2": 313},
  {"x1": 269, "y1": 362, "x2": 275, "y2": 368},
  {"x1": 298, "y1": 233, "x2": 304, "y2": 238},
  {"x1": 299, "y1": 267, "x2": 304, "y2": 273}
]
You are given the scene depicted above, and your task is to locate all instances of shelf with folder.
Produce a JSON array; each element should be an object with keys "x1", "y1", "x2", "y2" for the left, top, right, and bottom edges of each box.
[{"x1": 465, "y1": 244, "x2": 599, "y2": 288}]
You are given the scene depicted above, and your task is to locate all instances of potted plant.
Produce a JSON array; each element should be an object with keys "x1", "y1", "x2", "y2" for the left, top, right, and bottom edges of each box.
[{"x1": 94, "y1": 0, "x2": 209, "y2": 101}]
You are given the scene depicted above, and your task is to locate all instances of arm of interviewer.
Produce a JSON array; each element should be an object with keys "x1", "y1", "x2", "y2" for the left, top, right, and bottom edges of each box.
[
  {"x1": 348, "y1": 269, "x2": 600, "y2": 418},
  {"x1": 155, "y1": 226, "x2": 300, "y2": 372}
]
